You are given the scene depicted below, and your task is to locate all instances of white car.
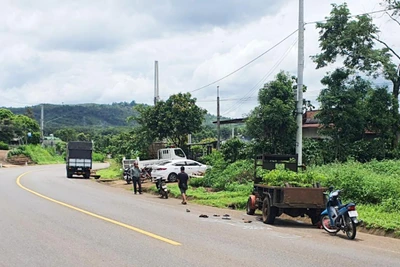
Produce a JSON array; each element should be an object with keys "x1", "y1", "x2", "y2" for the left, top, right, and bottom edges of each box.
[{"x1": 151, "y1": 159, "x2": 209, "y2": 182}]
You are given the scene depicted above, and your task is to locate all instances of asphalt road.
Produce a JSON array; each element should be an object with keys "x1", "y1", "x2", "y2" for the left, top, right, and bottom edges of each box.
[{"x1": 1, "y1": 164, "x2": 400, "y2": 267}]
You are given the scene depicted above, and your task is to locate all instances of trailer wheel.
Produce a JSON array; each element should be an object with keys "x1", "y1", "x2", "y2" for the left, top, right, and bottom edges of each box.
[
  {"x1": 246, "y1": 196, "x2": 256, "y2": 215},
  {"x1": 262, "y1": 197, "x2": 276, "y2": 224}
]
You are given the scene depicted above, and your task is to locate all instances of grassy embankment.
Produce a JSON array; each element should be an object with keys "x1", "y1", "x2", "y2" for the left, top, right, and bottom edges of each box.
[{"x1": 8, "y1": 144, "x2": 106, "y2": 164}]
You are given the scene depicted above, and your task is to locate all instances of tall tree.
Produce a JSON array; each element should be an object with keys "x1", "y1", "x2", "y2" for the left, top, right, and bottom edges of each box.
[
  {"x1": 317, "y1": 68, "x2": 371, "y2": 161},
  {"x1": 131, "y1": 93, "x2": 207, "y2": 150},
  {"x1": 312, "y1": 3, "x2": 400, "y2": 147},
  {"x1": 246, "y1": 71, "x2": 297, "y2": 154}
]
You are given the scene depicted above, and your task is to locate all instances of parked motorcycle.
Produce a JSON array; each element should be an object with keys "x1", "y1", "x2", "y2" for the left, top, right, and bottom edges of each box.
[
  {"x1": 123, "y1": 167, "x2": 132, "y2": 184},
  {"x1": 320, "y1": 187, "x2": 360, "y2": 240},
  {"x1": 155, "y1": 177, "x2": 169, "y2": 199}
]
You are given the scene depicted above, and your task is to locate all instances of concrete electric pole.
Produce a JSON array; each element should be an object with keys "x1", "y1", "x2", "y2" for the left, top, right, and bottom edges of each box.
[
  {"x1": 40, "y1": 104, "x2": 44, "y2": 145},
  {"x1": 217, "y1": 86, "x2": 221, "y2": 150},
  {"x1": 154, "y1": 61, "x2": 159, "y2": 105},
  {"x1": 295, "y1": 0, "x2": 305, "y2": 166}
]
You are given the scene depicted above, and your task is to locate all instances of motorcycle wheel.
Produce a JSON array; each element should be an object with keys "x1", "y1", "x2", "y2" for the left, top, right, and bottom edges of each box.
[
  {"x1": 344, "y1": 215, "x2": 357, "y2": 240},
  {"x1": 164, "y1": 191, "x2": 168, "y2": 199},
  {"x1": 320, "y1": 215, "x2": 340, "y2": 234}
]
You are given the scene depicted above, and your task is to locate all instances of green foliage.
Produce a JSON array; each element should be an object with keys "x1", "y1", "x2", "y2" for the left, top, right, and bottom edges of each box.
[
  {"x1": 0, "y1": 141, "x2": 9, "y2": 150},
  {"x1": 220, "y1": 137, "x2": 246, "y2": 163},
  {"x1": 9, "y1": 145, "x2": 64, "y2": 164},
  {"x1": 92, "y1": 152, "x2": 106, "y2": 162},
  {"x1": 131, "y1": 93, "x2": 207, "y2": 150},
  {"x1": 310, "y1": 160, "x2": 400, "y2": 209},
  {"x1": 96, "y1": 159, "x2": 123, "y2": 179},
  {"x1": 0, "y1": 108, "x2": 40, "y2": 144},
  {"x1": 202, "y1": 155, "x2": 254, "y2": 191},
  {"x1": 261, "y1": 169, "x2": 325, "y2": 188},
  {"x1": 246, "y1": 71, "x2": 297, "y2": 154},
  {"x1": 189, "y1": 177, "x2": 207, "y2": 187},
  {"x1": 312, "y1": 3, "x2": 400, "y2": 149},
  {"x1": 357, "y1": 205, "x2": 400, "y2": 235},
  {"x1": 147, "y1": 184, "x2": 249, "y2": 209}
]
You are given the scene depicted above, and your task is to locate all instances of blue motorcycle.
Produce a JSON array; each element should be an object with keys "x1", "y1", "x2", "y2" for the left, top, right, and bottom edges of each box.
[{"x1": 320, "y1": 188, "x2": 359, "y2": 240}]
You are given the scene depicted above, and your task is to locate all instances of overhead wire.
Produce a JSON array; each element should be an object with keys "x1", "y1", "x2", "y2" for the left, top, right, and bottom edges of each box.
[
  {"x1": 220, "y1": 37, "x2": 298, "y2": 117},
  {"x1": 189, "y1": 29, "x2": 299, "y2": 93}
]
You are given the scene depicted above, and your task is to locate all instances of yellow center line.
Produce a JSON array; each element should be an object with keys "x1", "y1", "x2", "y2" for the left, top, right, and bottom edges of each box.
[{"x1": 16, "y1": 171, "x2": 181, "y2": 246}]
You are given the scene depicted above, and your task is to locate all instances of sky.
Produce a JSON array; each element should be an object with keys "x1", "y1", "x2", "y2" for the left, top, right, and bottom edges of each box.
[{"x1": 1, "y1": 0, "x2": 399, "y2": 118}]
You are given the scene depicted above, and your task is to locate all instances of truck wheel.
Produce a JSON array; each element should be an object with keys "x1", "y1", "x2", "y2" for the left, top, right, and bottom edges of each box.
[
  {"x1": 262, "y1": 197, "x2": 276, "y2": 224},
  {"x1": 168, "y1": 173, "x2": 178, "y2": 182},
  {"x1": 310, "y1": 215, "x2": 320, "y2": 226},
  {"x1": 246, "y1": 196, "x2": 256, "y2": 215},
  {"x1": 67, "y1": 172, "x2": 73, "y2": 178},
  {"x1": 84, "y1": 173, "x2": 90, "y2": 179}
]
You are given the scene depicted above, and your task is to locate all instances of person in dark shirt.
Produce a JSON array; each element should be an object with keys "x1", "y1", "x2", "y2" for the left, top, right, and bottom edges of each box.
[{"x1": 177, "y1": 166, "x2": 189, "y2": 205}]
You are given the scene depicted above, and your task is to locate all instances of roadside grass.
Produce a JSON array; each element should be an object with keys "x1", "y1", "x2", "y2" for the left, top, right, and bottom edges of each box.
[
  {"x1": 145, "y1": 184, "x2": 249, "y2": 209},
  {"x1": 96, "y1": 159, "x2": 123, "y2": 180},
  {"x1": 357, "y1": 205, "x2": 400, "y2": 237},
  {"x1": 11, "y1": 144, "x2": 65, "y2": 164}
]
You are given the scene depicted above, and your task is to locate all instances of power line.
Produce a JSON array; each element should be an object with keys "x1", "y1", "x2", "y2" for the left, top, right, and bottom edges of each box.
[
  {"x1": 197, "y1": 97, "x2": 257, "y2": 103},
  {"x1": 189, "y1": 29, "x2": 299, "y2": 93},
  {"x1": 221, "y1": 37, "x2": 298, "y2": 116}
]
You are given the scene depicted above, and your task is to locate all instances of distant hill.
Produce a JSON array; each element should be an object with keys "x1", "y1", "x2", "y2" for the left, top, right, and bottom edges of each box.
[
  {"x1": 7, "y1": 102, "x2": 137, "y2": 129},
  {"x1": 6, "y1": 102, "x2": 227, "y2": 132}
]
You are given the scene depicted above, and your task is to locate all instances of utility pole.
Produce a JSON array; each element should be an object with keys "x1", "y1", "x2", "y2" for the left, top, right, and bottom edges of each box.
[
  {"x1": 295, "y1": 0, "x2": 304, "y2": 166},
  {"x1": 40, "y1": 104, "x2": 44, "y2": 145},
  {"x1": 217, "y1": 86, "x2": 221, "y2": 150},
  {"x1": 154, "y1": 61, "x2": 159, "y2": 105}
]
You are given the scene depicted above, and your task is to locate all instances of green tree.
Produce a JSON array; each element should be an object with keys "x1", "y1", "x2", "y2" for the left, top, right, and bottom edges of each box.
[
  {"x1": 54, "y1": 128, "x2": 78, "y2": 142},
  {"x1": 316, "y1": 68, "x2": 371, "y2": 161},
  {"x1": 312, "y1": 3, "x2": 400, "y2": 147},
  {"x1": 0, "y1": 109, "x2": 15, "y2": 143},
  {"x1": 24, "y1": 107, "x2": 35, "y2": 119},
  {"x1": 220, "y1": 137, "x2": 246, "y2": 163},
  {"x1": 131, "y1": 93, "x2": 207, "y2": 150},
  {"x1": 13, "y1": 115, "x2": 40, "y2": 144},
  {"x1": 246, "y1": 71, "x2": 297, "y2": 154},
  {"x1": 365, "y1": 86, "x2": 395, "y2": 141}
]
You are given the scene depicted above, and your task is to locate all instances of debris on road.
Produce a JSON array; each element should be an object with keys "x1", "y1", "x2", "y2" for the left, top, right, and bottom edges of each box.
[
  {"x1": 213, "y1": 214, "x2": 220, "y2": 217},
  {"x1": 199, "y1": 214, "x2": 209, "y2": 218},
  {"x1": 186, "y1": 209, "x2": 190, "y2": 212}
]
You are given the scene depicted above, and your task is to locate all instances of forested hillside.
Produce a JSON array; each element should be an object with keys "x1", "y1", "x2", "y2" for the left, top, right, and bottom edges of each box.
[{"x1": 5, "y1": 102, "x2": 226, "y2": 133}]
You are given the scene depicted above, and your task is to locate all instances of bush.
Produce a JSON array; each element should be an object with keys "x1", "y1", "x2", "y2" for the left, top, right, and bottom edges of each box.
[
  {"x1": 0, "y1": 141, "x2": 9, "y2": 150},
  {"x1": 93, "y1": 152, "x2": 106, "y2": 162},
  {"x1": 310, "y1": 160, "x2": 400, "y2": 206},
  {"x1": 189, "y1": 177, "x2": 207, "y2": 187}
]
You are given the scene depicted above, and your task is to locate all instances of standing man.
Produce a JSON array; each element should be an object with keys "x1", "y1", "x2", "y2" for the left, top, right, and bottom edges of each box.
[
  {"x1": 130, "y1": 161, "x2": 142, "y2": 194},
  {"x1": 177, "y1": 166, "x2": 189, "y2": 204}
]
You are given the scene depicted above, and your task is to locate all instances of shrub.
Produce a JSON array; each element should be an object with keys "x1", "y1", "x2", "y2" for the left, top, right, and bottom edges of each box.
[
  {"x1": 0, "y1": 141, "x2": 9, "y2": 150},
  {"x1": 189, "y1": 177, "x2": 207, "y2": 187},
  {"x1": 93, "y1": 152, "x2": 106, "y2": 162}
]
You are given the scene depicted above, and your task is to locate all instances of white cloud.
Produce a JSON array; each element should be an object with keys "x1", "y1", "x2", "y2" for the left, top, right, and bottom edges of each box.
[{"x1": 1, "y1": 0, "x2": 399, "y2": 119}]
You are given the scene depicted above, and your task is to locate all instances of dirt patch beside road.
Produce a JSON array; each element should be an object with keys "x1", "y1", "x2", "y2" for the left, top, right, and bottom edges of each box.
[{"x1": 0, "y1": 150, "x2": 19, "y2": 168}]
